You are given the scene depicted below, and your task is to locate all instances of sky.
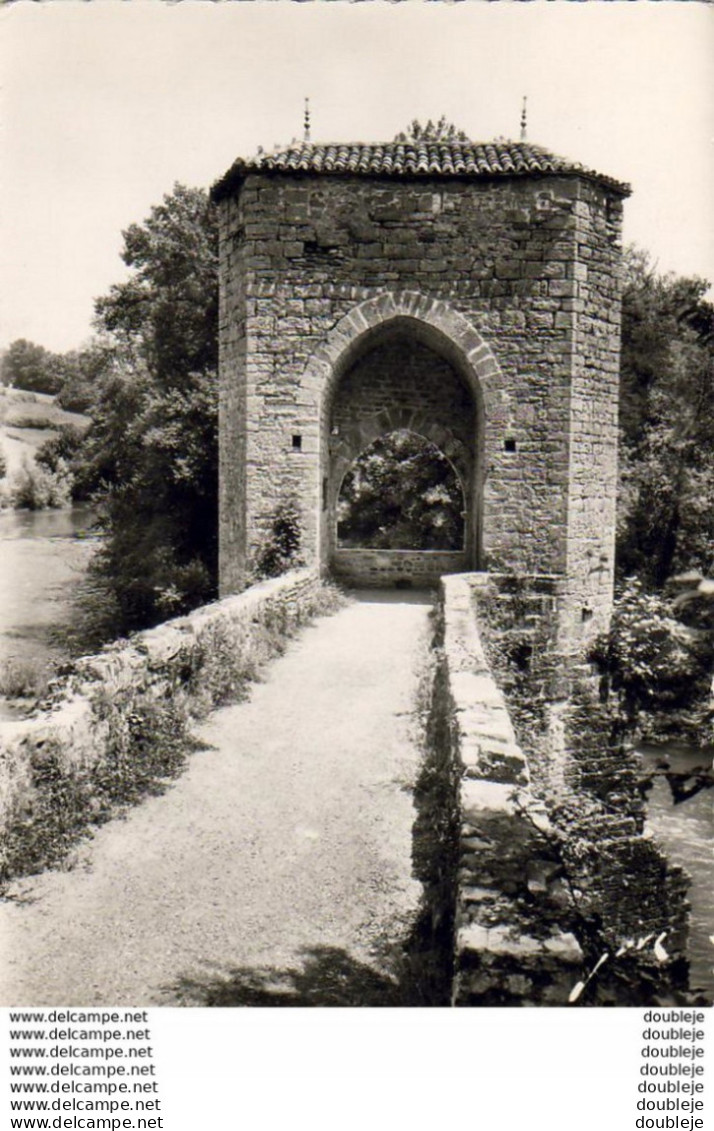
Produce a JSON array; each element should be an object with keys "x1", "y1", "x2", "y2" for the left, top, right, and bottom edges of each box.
[{"x1": 1, "y1": 0, "x2": 713, "y2": 354}]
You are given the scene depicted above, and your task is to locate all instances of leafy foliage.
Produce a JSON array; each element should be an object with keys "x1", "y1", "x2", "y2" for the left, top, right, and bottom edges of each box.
[
  {"x1": 71, "y1": 184, "x2": 219, "y2": 634},
  {"x1": 617, "y1": 249, "x2": 714, "y2": 586},
  {"x1": 589, "y1": 580, "x2": 714, "y2": 718},
  {"x1": 54, "y1": 342, "x2": 116, "y2": 413},
  {"x1": 6, "y1": 457, "x2": 70, "y2": 511},
  {"x1": 35, "y1": 424, "x2": 86, "y2": 483},
  {"x1": 394, "y1": 117, "x2": 469, "y2": 144},
  {"x1": 253, "y1": 500, "x2": 304, "y2": 580},
  {"x1": 338, "y1": 430, "x2": 465, "y2": 550},
  {"x1": 84, "y1": 368, "x2": 219, "y2": 630},
  {"x1": 94, "y1": 183, "x2": 218, "y2": 388},
  {"x1": 1, "y1": 339, "x2": 65, "y2": 395}
]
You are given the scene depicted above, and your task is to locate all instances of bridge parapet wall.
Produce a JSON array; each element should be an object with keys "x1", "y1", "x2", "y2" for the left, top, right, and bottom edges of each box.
[
  {"x1": 0, "y1": 570, "x2": 325, "y2": 880},
  {"x1": 439, "y1": 574, "x2": 584, "y2": 1005},
  {"x1": 333, "y1": 548, "x2": 467, "y2": 588}
]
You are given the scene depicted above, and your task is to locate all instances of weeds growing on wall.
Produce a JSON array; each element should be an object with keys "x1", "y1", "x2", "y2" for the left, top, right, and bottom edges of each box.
[
  {"x1": 185, "y1": 581, "x2": 346, "y2": 713},
  {"x1": 0, "y1": 659, "x2": 52, "y2": 701},
  {"x1": 0, "y1": 692, "x2": 193, "y2": 888},
  {"x1": 252, "y1": 500, "x2": 304, "y2": 580}
]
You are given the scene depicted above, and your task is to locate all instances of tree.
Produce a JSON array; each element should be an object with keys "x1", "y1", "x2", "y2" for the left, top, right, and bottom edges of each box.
[
  {"x1": 74, "y1": 184, "x2": 219, "y2": 634},
  {"x1": 0, "y1": 337, "x2": 112, "y2": 409},
  {"x1": 617, "y1": 250, "x2": 714, "y2": 587},
  {"x1": 94, "y1": 183, "x2": 218, "y2": 388},
  {"x1": 54, "y1": 341, "x2": 116, "y2": 414},
  {"x1": 337, "y1": 430, "x2": 465, "y2": 551},
  {"x1": 1, "y1": 339, "x2": 64, "y2": 394},
  {"x1": 35, "y1": 424, "x2": 87, "y2": 480}
]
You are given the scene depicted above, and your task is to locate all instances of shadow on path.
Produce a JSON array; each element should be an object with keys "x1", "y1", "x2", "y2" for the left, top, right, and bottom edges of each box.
[
  {"x1": 168, "y1": 912, "x2": 450, "y2": 1008},
  {"x1": 170, "y1": 947, "x2": 406, "y2": 1007}
]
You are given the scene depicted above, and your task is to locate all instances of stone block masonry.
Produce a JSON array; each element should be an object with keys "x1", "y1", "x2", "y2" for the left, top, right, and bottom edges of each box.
[
  {"x1": 438, "y1": 574, "x2": 584, "y2": 1006},
  {"x1": 214, "y1": 140, "x2": 629, "y2": 654},
  {"x1": 333, "y1": 548, "x2": 466, "y2": 589},
  {"x1": 457, "y1": 572, "x2": 693, "y2": 1004}
]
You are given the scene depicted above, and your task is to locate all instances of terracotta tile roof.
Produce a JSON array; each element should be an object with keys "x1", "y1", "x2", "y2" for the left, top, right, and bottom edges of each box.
[{"x1": 212, "y1": 139, "x2": 630, "y2": 200}]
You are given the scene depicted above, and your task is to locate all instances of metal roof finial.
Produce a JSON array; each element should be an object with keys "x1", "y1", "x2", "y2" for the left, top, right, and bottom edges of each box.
[
  {"x1": 520, "y1": 96, "x2": 528, "y2": 142},
  {"x1": 304, "y1": 97, "x2": 311, "y2": 144}
]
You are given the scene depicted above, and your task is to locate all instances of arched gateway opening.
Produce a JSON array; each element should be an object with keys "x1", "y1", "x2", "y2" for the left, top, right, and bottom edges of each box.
[
  {"x1": 337, "y1": 430, "x2": 466, "y2": 553},
  {"x1": 320, "y1": 315, "x2": 483, "y2": 588}
]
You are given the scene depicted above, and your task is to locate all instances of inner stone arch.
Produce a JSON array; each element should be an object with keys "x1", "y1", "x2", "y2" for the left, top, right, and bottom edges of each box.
[{"x1": 323, "y1": 320, "x2": 480, "y2": 587}]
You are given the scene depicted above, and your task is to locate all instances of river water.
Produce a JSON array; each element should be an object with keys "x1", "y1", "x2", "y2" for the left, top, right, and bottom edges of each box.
[
  {"x1": 0, "y1": 504, "x2": 99, "y2": 697},
  {"x1": 637, "y1": 744, "x2": 713, "y2": 1002}
]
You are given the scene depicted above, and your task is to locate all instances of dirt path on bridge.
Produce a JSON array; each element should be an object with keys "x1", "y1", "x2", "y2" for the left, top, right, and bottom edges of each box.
[{"x1": 0, "y1": 592, "x2": 434, "y2": 1006}]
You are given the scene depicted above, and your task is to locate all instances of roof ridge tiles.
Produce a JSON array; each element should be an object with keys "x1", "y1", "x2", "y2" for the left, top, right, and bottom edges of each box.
[{"x1": 211, "y1": 136, "x2": 631, "y2": 200}]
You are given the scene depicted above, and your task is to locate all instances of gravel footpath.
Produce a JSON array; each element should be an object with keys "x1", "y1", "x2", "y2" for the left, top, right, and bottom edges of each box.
[{"x1": 0, "y1": 592, "x2": 432, "y2": 1006}]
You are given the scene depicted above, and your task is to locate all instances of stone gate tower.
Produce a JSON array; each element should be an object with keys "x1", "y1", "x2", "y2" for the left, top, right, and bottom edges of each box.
[{"x1": 212, "y1": 129, "x2": 630, "y2": 650}]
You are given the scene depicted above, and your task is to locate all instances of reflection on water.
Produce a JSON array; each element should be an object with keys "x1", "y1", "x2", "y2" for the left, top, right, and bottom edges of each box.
[
  {"x1": 638, "y1": 744, "x2": 714, "y2": 1002},
  {"x1": 0, "y1": 503, "x2": 99, "y2": 541},
  {"x1": 0, "y1": 504, "x2": 100, "y2": 684}
]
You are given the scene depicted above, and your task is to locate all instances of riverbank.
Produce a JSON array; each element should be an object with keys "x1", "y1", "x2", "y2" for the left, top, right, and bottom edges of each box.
[
  {"x1": 0, "y1": 505, "x2": 100, "y2": 717},
  {"x1": 0, "y1": 388, "x2": 88, "y2": 477},
  {"x1": 0, "y1": 388, "x2": 97, "y2": 713}
]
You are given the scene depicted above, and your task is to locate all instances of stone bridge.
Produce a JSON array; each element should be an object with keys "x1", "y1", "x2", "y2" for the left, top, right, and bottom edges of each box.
[{"x1": 0, "y1": 570, "x2": 689, "y2": 1006}]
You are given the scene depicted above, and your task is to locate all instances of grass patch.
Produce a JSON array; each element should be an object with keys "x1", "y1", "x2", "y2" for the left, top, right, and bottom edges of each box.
[
  {"x1": 0, "y1": 389, "x2": 38, "y2": 405},
  {"x1": 0, "y1": 658, "x2": 52, "y2": 701},
  {"x1": 2, "y1": 400, "x2": 89, "y2": 431}
]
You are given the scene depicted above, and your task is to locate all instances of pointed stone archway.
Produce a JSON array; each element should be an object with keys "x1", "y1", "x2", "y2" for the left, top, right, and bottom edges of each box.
[{"x1": 297, "y1": 292, "x2": 509, "y2": 584}]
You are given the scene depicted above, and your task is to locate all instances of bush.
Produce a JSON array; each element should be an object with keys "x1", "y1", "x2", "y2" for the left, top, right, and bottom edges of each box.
[
  {"x1": 7, "y1": 458, "x2": 70, "y2": 510},
  {"x1": 35, "y1": 424, "x2": 86, "y2": 477},
  {"x1": 4, "y1": 412, "x2": 61, "y2": 431},
  {"x1": 253, "y1": 500, "x2": 304, "y2": 580},
  {"x1": 590, "y1": 579, "x2": 714, "y2": 716},
  {"x1": 0, "y1": 658, "x2": 51, "y2": 700}
]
